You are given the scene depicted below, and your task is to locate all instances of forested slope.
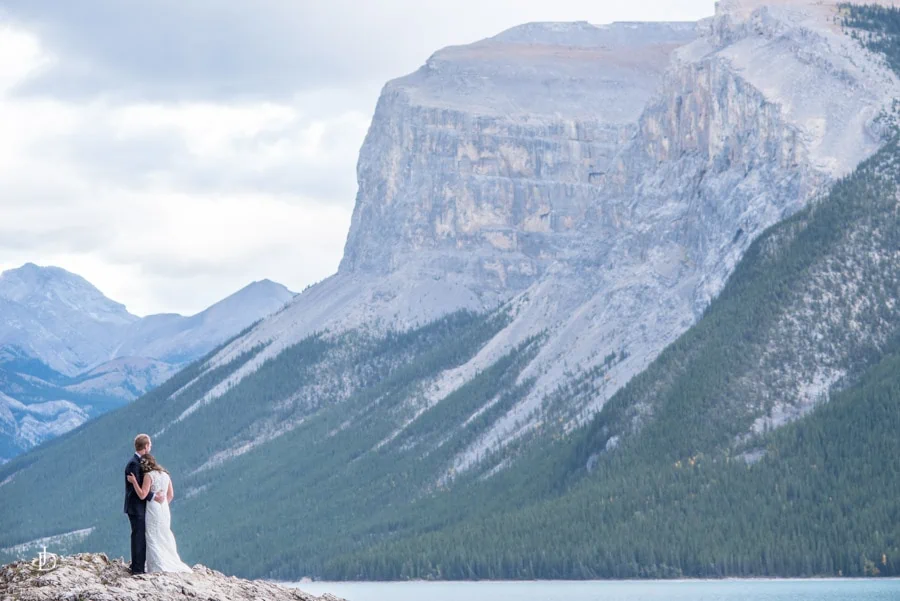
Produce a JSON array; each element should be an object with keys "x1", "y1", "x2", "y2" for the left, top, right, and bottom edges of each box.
[{"x1": 319, "y1": 133, "x2": 900, "y2": 579}]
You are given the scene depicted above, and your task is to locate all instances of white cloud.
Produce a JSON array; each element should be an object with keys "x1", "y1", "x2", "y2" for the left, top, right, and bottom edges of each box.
[
  {"x1": 0, "y1": 25, "x2": 50, "y2": 91},
  {"x1": 0, "y1": 187, "x2": 351, "y2": 315},
  {"x1": 111, "y1": 102, "x2": 297, "y2": 156},
  {"x1": 0, "y1": 25, "x2": 360, "y2": 315}
]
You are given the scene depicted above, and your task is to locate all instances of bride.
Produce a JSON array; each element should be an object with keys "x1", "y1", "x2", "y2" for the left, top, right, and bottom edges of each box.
[{"x1": 126, "y1": 454, "x2": 192, "y2": 573}]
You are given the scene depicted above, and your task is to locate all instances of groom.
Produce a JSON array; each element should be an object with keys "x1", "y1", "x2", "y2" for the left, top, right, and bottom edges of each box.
[{"x1": 124, "y1": 433, "x2": 165, "y2": 575}]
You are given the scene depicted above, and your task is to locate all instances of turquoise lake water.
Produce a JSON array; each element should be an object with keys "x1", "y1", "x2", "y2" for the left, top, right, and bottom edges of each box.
[{"x1": 286, "y1": 579, "x2": 900, "y2": 601}]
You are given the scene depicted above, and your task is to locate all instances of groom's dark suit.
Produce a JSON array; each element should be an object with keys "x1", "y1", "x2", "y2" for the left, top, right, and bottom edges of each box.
[{"x1": 124, "y1": 453, "x2": 155, "y2": 574}]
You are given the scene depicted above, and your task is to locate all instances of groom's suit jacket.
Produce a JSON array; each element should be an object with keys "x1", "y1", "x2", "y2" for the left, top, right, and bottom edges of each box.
[{"x1": 124, "y1": 454, "x2": 154, "y2": 516}]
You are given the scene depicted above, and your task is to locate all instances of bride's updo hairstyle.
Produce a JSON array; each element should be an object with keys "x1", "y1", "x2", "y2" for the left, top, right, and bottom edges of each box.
[{"x1": 140, "y1": 453, "x2": 169, "y2": 474}]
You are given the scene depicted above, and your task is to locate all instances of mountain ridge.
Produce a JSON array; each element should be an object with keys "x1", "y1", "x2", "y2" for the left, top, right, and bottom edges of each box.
[
  {"x1": 0, "y1": 263, "x2": 295, "y2": 460},
  {"x1": 327, "y1": 132, "x2": 900, "y2": 579},
  {"x1": 164, "y1": 0, "x2": 898, "y2": 473}
]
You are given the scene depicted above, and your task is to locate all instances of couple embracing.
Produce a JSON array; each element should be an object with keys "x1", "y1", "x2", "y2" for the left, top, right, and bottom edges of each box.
[{"x1": 124, "y1": 433, "x2": 191, "y2": 575}]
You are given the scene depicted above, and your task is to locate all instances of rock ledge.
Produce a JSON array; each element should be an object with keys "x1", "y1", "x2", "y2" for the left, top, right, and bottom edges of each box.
[{"x1": 0, "y1": 553, "x2": 343, "y2": 601}]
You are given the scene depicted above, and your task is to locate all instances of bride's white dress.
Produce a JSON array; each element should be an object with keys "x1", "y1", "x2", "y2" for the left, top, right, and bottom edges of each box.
[{"x1": 145, "y1": 470, "x2": 192, "y2": 573}]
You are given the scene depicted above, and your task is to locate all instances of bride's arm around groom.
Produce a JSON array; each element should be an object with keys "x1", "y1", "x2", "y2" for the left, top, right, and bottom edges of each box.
[
  {"x1": 126, "y1": 470, "x2": 153, "y2": 500},
  {"x1": 126, "y1": 470, "x2": 175, "y2": 505}
]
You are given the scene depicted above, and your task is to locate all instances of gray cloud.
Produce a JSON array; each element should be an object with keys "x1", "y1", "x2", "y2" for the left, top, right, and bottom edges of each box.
[
  {"x1": 2, "y1": 1, "x2": 443, "y2": 100},
  {"x1": 0, "y1": 226, "x2": 102, "y2": 254},
  {"x1": 2, "y1": 0, "x2": 715, "y2": 102},
  {"x1": 3, "y1": 1, "x2": 374, "y2": 100},
  {"x1": 41, "y1": 103, "x2": 366, "y2": 204}
]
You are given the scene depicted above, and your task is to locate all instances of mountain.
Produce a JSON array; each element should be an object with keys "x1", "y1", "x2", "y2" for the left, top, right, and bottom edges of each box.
[
  {"x1": 0, "y1": 266, "x2": 295, "y2": 375},
  {"x1": 2, "y1": 0, "x2": 899, "y2": 580},
  {"x1": 0, "y1": 266, "x2": 295, "y2": 460},
  {"x1": 0, "y1": 264, "x2": 137, "y2": 376},
  {"x1": 113, "y1": 279, "x2": 297, "y2": 364},
  {"x1": 63, "y1": 357, "x2": 180, "y2": 400},
  {"x1": 196, "y1": 0, "x2": 896, "y2": 459},
  {"x1": 329, "y1": 132, "x2": 900, "y2": 580},
  {"x1": 0, "y1": 391, "x2": 89, "y2": 463}
]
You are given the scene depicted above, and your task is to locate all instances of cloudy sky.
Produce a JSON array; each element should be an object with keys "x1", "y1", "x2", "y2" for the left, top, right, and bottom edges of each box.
[{"x1": 0, "y1": 0, "x2": 715, "y2": 316}]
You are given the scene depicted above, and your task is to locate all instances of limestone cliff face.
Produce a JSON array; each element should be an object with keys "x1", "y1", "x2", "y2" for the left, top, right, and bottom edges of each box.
[
  {"x1": 445, "y1": 1, "x2": 899, "y2": 465},
  {"x1": 204, "y1": 21, "x2": 700, "y2": 375},
  {"x1": 340, "y1": 21, "x2": 698, "y2": 293},
  {"x1": 183, "y1": 2, "x2": 899, "y2": 475}
]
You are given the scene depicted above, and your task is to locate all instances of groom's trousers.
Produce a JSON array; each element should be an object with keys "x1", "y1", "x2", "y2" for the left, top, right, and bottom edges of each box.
[{"x1": 128, "y1": 514, "x2": 147, "y2": 574}]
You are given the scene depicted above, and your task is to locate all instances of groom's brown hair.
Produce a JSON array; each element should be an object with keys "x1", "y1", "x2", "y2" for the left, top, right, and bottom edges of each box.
[{"x1": 134, "y1": 433, "x2": 150, "y2": 452}]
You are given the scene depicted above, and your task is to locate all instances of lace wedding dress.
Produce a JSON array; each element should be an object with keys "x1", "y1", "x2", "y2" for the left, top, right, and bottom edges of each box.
[{"x1": 145, "y1": 470, "x2": 192, "y2": 573}]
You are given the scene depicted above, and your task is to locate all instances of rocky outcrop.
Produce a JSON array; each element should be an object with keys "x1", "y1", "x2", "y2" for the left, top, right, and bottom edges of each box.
[{"x1": 0, "y1": 553, "x2": 343, "y2": 601}]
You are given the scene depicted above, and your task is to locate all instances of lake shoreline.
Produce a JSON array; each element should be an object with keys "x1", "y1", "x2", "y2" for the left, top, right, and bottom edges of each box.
[
  {"x1": 279, "y1": 576, "x2": 900, "y2": 585},
  {"x1": 280, "y1": 577, "x2": 900, "y2": 601}
]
